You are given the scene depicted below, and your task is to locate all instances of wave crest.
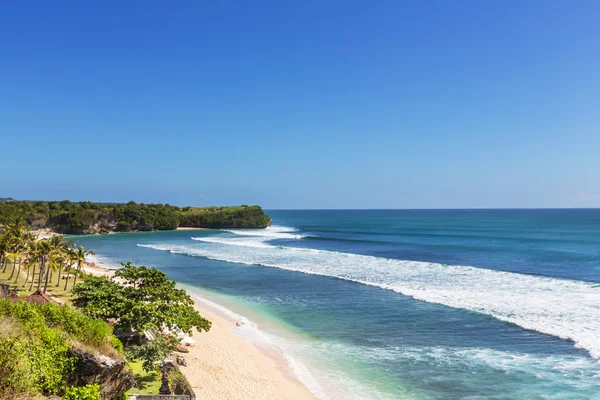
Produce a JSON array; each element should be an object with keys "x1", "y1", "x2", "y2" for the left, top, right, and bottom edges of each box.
[{"x1": 137, "y1": 240, "x2": 600, "y2": 360}]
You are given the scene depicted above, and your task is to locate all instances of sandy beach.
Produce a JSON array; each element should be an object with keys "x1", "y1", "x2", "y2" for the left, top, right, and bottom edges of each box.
[
  {"x1": 83, "y1": 262, "x2": 315, "y2": 400},
  {"x1": 178, "y1": 300, "x2": 316, "y2": 400}
]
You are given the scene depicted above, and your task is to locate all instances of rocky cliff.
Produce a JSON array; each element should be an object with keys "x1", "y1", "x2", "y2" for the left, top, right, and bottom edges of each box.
[{"x1": 66, "y1": 348, "x2": 134, "y2": 400}]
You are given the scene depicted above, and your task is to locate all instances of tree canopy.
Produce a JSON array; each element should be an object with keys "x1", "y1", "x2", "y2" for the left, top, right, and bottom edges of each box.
[
  {"x1": 72, "y1": 263, "x2": 211, "y2": 335},
  {"x1": 0, "y1": 200, "x2": 271, "y2": 233}
]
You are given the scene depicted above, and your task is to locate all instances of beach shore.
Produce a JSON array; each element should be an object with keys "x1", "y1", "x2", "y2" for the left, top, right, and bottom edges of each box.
[
  {"x1": 85, "y1": 262, "x2": 315, "y2": 400},
  {"x1": 176, "y1": 227, "x2": 207, "y2": 231},
  {"x1": 179, "y1": 299, "x2": 316, "y2": 400}
]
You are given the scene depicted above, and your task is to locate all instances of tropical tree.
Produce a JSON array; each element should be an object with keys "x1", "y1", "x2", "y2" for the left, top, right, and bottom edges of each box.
[
  {"x1": 22, "y1": 256, "x2": 37, "y2": 288},
  {"x1": 12, "y1": 232, "x2": 35, "y2": 284},
  {"x1": 4, "y1": 223, "x2": 26, "y2": 281},
  {"x1": 54, "y1": 239, "x2": 74, "y2": 288},
  {"x1": 72, "y1": 263, "x2": 212, "y2": 334},
  {"x1": 32, "y1": 240, "x2": 51, "y2": 293},
  {"x1": 72, "y1": 246, "x2": 95, "y2": 287},
  {"x1": 42, "y1": 236, "x2": 71, "y2": 293},
  {"x1": 0, "y1": 228, "x2": 10, "y2": 274}
]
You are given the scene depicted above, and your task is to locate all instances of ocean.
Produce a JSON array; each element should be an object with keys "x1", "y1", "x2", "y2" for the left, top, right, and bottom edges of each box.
[{"x1": 70, "y1": 209, "x2": 600, "y2": 399}]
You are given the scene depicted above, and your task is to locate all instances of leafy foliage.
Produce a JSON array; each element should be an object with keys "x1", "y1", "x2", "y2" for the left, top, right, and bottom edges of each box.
[
  {"x1": 72, "y1": 263, "x2": 211, "y2": 335},
  {"x1": 179, "y1": 205, "x2": 272, "y2": 228},
  {"x1": 62, "y1": 384, "x2": 101, "y2": 400},
  {"x1": 0, "y1": 300, "x2": 122, "y2": 399},
  {"x1": 72, "y1": 264, "x2": 211, "y2": 373},
  {"x1": 126, "y1": 335, "x2": 180, "y2": 372},
  {"x1": 0, "y1": 200, "x2": 271, "y2": 233}
]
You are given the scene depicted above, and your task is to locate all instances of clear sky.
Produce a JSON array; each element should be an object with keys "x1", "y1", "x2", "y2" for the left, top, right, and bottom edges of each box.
[{"x1": 1, "y1": 1, "x2": 599, "y2": 209}]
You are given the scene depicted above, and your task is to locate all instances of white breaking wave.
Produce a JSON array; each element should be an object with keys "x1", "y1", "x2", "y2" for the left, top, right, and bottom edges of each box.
[
  {"x1": 222, "y1": 225, "x2": 305, "y2": 240},
  {"x1": 138, "y1": 236, "x2": 600, "y2": 360},
  {"x1": 85, "y1": 253, "x2": 120, "y2": 270}
]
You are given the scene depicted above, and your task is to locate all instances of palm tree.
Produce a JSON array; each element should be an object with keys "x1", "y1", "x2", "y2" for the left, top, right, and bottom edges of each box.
[
  {"x1": 72, "y1": 246, "x2": 95, "y2": 287},
  {"x1": 10, "y1": 231, "x2": 35, "y2": 284},
  {"x1": 42, "y1": 236, "x2": 64, "y2": 293},
  {"x1": 27, "y1": 241, "x2": 41, "y2": 291},
  {"x1": 0, "y1": 229, "x2": 9, "y2": 274},
  {"x1": 33, "y1": 240, "x2": 51, "y2": 293},
  {"x1": 6, "y1": 224, "x2": 26, "y2": 281},
  {"x1": 21, "y1": 233, "x2": 38, "y2": 287},
  {"x1": 63, "y1": 247, "x2": 77, "y2": 291},
  {"x1": 53, "y1": 239, "x2": 74, "y2": 287}
]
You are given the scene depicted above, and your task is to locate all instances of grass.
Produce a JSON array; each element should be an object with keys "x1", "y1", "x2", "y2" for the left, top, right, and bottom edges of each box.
[
  {"x1": 125, "y1": 361, "x2": 162, "y2": 395},
  {"x1": 0, "y1": 260, "x2": 78, "y2": 303}
]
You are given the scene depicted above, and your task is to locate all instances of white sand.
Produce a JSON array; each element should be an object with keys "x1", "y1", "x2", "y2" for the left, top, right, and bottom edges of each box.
[{"x1": 176, "y1": 300, "x2": 316, "y2": 400}]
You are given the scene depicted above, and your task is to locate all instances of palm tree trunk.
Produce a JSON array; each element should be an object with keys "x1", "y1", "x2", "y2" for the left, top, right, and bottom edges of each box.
[
  {"x1": 73, "y1": 261, "x2": 82, "y2": 286},
  {"x1": 56, "y1": 264, "x2": 62, "y2": 286},
  {"x1": 29, "y1": 264, "x2": 36, "y2": 291},
  {"x1": 13, "y1": 259, "x2": 21, "y2": 284},
  {"x1": 36, "y1": 260, "x2": 45, "y2": 292},
  {"x1": 43, "y1": 264, "x2": 51, "y2": 293},
  {"x1": 23, "y1": 263, "x2": 30, "y2": 287},
  {"x1": 1, "y1": 255, "x2": 7, "y2": 273},
  {"x1": 7, "y1": 259, "x2": 17, "y2": 281},
  {"x1": 63, "y1": 264, "x2": 71, "y2": 291}
]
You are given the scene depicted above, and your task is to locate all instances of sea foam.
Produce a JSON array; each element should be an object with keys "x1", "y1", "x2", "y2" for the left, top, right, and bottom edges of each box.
[{"x1": 138, "y1": 226, "x2": 600, "y2": 360}]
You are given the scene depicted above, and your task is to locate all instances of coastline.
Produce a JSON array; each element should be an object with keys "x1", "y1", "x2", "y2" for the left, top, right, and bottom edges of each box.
[
  {"x1": 182, "y1": 296, "x2": 317, "y2": 400},
  {"x1": 84, "y1": 263, "x2": 316, "y2": 400}
]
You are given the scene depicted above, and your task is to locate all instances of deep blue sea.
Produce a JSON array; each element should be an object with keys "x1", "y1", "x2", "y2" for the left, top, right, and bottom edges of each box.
[{"x1": 71, "y1": 209, "x2": 600, "y2": 399}]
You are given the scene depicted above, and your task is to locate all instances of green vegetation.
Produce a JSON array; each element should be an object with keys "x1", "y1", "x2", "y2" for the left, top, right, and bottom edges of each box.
[
  {"x1": 0, "y1": 223, "x2": 92, "y2": 297},
  {"x1": 0, "y1": 221, "x2": 211, "y2": 398},
  {"x1": 0, "y1": 300, "x2": 122, "y2": 399},
  {"x1": 126, "y1": 335, "x2": 180, "y2": 372},
  {"x1": 72, "y1": 263, "x2": 211, "y2": 371},
  {"x1": 125, "y1": 361, "x2": 161, "y2": 395},
  {"x1": 73, "y1": 263, "x2": 212, "y2": 334},
  {"x1": 0, "y1": 199, "x2": 271, "y2": 234},
  {"x1": 179, "y1": 205, "x2": 272, "y2": 228},
  {"x1": 62, "y1": 384, "x2": 101, "y2": 400}
]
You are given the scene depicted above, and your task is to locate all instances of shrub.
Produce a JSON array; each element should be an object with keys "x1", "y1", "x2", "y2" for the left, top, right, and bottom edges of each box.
[
  {"x1": 0, "y1": 300, "x2": 123, "y2": 398},
  {"x1": 63, "y1": 384, "x2": 101, "y2": 400}
]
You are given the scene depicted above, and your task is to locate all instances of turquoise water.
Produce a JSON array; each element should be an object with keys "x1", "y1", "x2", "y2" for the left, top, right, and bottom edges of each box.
[{"x1": 71, "y1": 210, "x2": 600, "y2": 399}]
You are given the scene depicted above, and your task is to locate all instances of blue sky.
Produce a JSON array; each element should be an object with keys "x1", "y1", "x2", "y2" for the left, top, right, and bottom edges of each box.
[{"x1": 1, "y1": 1, "x2": 599, "y2": 208}]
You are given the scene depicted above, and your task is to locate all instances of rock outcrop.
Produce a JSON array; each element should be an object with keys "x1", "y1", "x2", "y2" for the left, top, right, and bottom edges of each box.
[
  {"x1": 66, "y1": 347, "x2": 134, "y2": 400},
  {"x1": 162, "y1": 361, "x2": 195, "y2": 399}
]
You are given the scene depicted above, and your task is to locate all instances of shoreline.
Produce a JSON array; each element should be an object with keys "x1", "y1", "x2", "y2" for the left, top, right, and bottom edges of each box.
[
  {"x1": 181, "y1": 295, "x2": 317, "y2": 400},
  {"x1": 84, "y1": 262, "x2": 317, "y2": 400}
]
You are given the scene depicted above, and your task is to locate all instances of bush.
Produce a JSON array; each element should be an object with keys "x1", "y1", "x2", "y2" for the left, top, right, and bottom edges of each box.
[
  {"x1": 0, "y1": 300, "x2": 123, "y2": 398},
  {"x1": 63, "y1": 384, "x2": 101, "y2": 400}
]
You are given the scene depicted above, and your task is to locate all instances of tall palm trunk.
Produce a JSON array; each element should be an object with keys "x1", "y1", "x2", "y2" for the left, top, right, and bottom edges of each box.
[
  {"x1": 13, "y1": 259, "x2": 22, "y2": 284},
  {"x1": 56, "y1": 263, "x2": 63, "y2": 287},
  {"x1": 64, "y1": 264, "x2": 71, "y2": 291},
  {"x1": 43, "y1": 263, "x2": 51, "y2": 293},
  {"x1": 7, "y1": 259, "x2": 17, "y2": 281},
  {"x1": 23, "y1": 263, "x2": 30, "y2": 287},
  {"x1": 73, "y1": 261, "x2": 82, "y2": 286},
  {"x1": 36, "y1": 259, "x2": 45, "y2": 292},
  {"x1": 29, "y1": 264, "x2": 36, "y2": 291},
  {"x1": 1, "y1": 255, "x2": 7, "y2": 273}
]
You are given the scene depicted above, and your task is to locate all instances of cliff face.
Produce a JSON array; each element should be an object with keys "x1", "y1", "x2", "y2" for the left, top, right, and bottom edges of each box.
[{"x1": 66, "y1": 348, "x2": 134, "y2": 400}]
